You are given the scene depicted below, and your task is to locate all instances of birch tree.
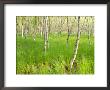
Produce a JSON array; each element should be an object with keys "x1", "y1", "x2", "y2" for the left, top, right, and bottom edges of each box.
[
  {"x1": 66, "y1": 16, "x2": 70, "y2": 47},
  {"x1": 24, "y1": 17, "x2": 29, "y2": 38},
  {"x1": 70, "y1": 16, "x2": 80, "y2": 72},
  {"x1": 86, "y1": 17, "x2": 91, "y2": 46},
  {"x1": 84, "y1": 17, "x2": 92, "y2": 46},
  {"x1": 43, "y1": 16, "x2": 49, "y2": 53},
  {"x1": 48, "y1": 16, "x2": 51, "y2": 33},
  {"x1": 59, "y1": 16, "x2": 62, "y2": 35},
  {"x1": 91, "y1": 16, "x2": 94, "y2": 37},
  {"x1": 31, "y1": 16, "x2": 37, "y2": 40},
  {"x1": 20, "y1": 17, "x2": 25, "y2": 38},
  {"x1": 39, "y1": 16, "x2": 43, "y2": 37}
]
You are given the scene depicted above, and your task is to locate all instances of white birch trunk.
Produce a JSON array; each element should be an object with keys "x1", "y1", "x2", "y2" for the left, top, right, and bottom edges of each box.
[
  {"x1": 40, "y1": 27, "x2": 43, "y2": 37},
  {"x1": 59, "y1": 16, "x2": 62, "y2": 35},
  {"x1": 87, "y1": 18, "x2": 91, "y2": 46},
  {"x1": 44, "y1": 16, "x2": 48, "y2": 53},
  {"x1": 70, "y1": 16, "x2": 80, "y2": 72},
  {"x1": 41, "y1": 17, "x2": 43, "y2": 37}
]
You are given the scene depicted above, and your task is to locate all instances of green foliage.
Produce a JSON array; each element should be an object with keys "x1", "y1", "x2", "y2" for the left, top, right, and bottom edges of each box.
[{"x1": 16, "y1": 34, "x2": 94, "y2": 74}]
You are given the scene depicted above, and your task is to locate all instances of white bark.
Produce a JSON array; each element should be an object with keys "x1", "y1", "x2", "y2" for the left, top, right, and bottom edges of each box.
[
  {"x1": 70, "y1": 16, "x2": 80, "y2": 72},
  {"x1": 40, "y1": 27, "x2": 43, "y2": 37},
  {"x1": 44, "y1": 16, "x2": 48, "y2": 53},
  {"x1": 40, "y1": 17, "x2": 43, "y2": 37},
  {"x1": 87, "y1": 17, "x2": 91, "y2": 46},
  {"x1": 59, "y1": 16, "x2": 62, "y2": 35}
]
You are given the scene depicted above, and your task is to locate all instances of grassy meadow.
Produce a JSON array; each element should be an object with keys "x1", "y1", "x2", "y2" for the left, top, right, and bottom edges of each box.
[{"x1": 16, "y1": 33, "x2": 94, "y2": 74}]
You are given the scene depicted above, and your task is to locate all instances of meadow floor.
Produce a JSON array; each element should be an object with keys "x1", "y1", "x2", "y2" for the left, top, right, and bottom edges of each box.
[{"x1": 16, "y1": 33, "x2": 94, "y2": 74}]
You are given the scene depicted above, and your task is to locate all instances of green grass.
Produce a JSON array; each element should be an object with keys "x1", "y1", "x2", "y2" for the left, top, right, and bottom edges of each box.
[{"x1": 16, "y1": 33, "x2": 94, "y2": 74}]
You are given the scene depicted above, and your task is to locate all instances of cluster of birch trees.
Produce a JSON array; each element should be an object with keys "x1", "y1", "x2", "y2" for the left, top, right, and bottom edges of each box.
[
  {"x1": 16, "y1": 16, "x2": 94, "y2": 37},
  {"x1": 16, "y1": 16, "x2": 94, "y2": 71}
]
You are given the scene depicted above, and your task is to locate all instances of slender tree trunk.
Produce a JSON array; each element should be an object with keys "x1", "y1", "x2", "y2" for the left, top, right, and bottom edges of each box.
[
  {"x1": 33, "y1": 27, "x2": 36, "y2": 41},
  {"x1": 48, "y1": 17, "x2": 51, "y2": 33},
  {"x1": 21, "y1": 24, "x2": 24, "y2": 37},
  {"x1": 40, "y1": 17, "x2": 43, "y2": 37},
  {"x1": 92, "y1": 17, "x2": 94, "y2": 37},
  {"x1": 58, "y1": 16, "x2": 62, "y2": 35},
  {"x1": 44, "y1": 16, "x2": 48, "y2": 54},
  {"x1": 88, "y1": 28, "x2": 91, "y2": 46},
  {"x1": 41, "y1": 27, "x2": 43, "y2": 36},
  {"x1": 46, "y1": 16, "x2": 48, "y2": 48},
  {"x1": 66, "y1": 16, "x2": 70, "y2": 47},
  {"x1": 87, "y1": 17, "x2": 91, "y2": 46},
  {"x1": 70, "y1": 16, "x2": 80, "y2": 72},
  {"x1": 90, "y1": 16, "x2": 94, "y2": 37},
  {"x1": 60, "y1": 17, "x2": 62, "y2": 35}
]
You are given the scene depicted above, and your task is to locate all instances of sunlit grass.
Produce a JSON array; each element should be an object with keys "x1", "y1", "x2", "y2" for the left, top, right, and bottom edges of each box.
[{"x1": 16, "y1": 33, "x2": 94, "y2": 74}]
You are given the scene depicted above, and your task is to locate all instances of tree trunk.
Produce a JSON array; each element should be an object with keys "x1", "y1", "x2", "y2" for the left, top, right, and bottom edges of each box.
[
  {"x1": 70, "y1": 16, "x2": 80, "y2": 72},
  {"x1": 40, "y1": 27, "x2": 43, "y2": 36},
  {"x1": 48, "y1": 16, "x2": 51, "y2": 33},
  {"x1": 44, "y1": 16, "x2": 48, "y2": 54},
  {"x1": 58, "y1": 16, "x2": 62, "y2": 35},
  {"x1": 40, "y1": 17, "x2": 43, "y2": 37},
  {"x1": 87, "y1": 17, "x2": 91, "y2": 46},
  {"x1": 66, "y1": 16, "x2": 70, "y2": 47},
  {"x1": 21, "y1": 24, "x2": 24, "y2": 37},
  {"x1": 88, "y1": 28, "x2": 91, "y2": 46}
]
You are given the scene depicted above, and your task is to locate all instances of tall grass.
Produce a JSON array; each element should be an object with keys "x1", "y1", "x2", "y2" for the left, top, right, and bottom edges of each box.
[{"x1": 16, "y1": 33, "x2": 94, "y2": 74}]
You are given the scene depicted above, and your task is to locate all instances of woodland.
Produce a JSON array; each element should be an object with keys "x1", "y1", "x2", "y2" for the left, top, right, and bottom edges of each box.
[{"x1": 16, "y1": 16, "x2": 94, "y2": 74}]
